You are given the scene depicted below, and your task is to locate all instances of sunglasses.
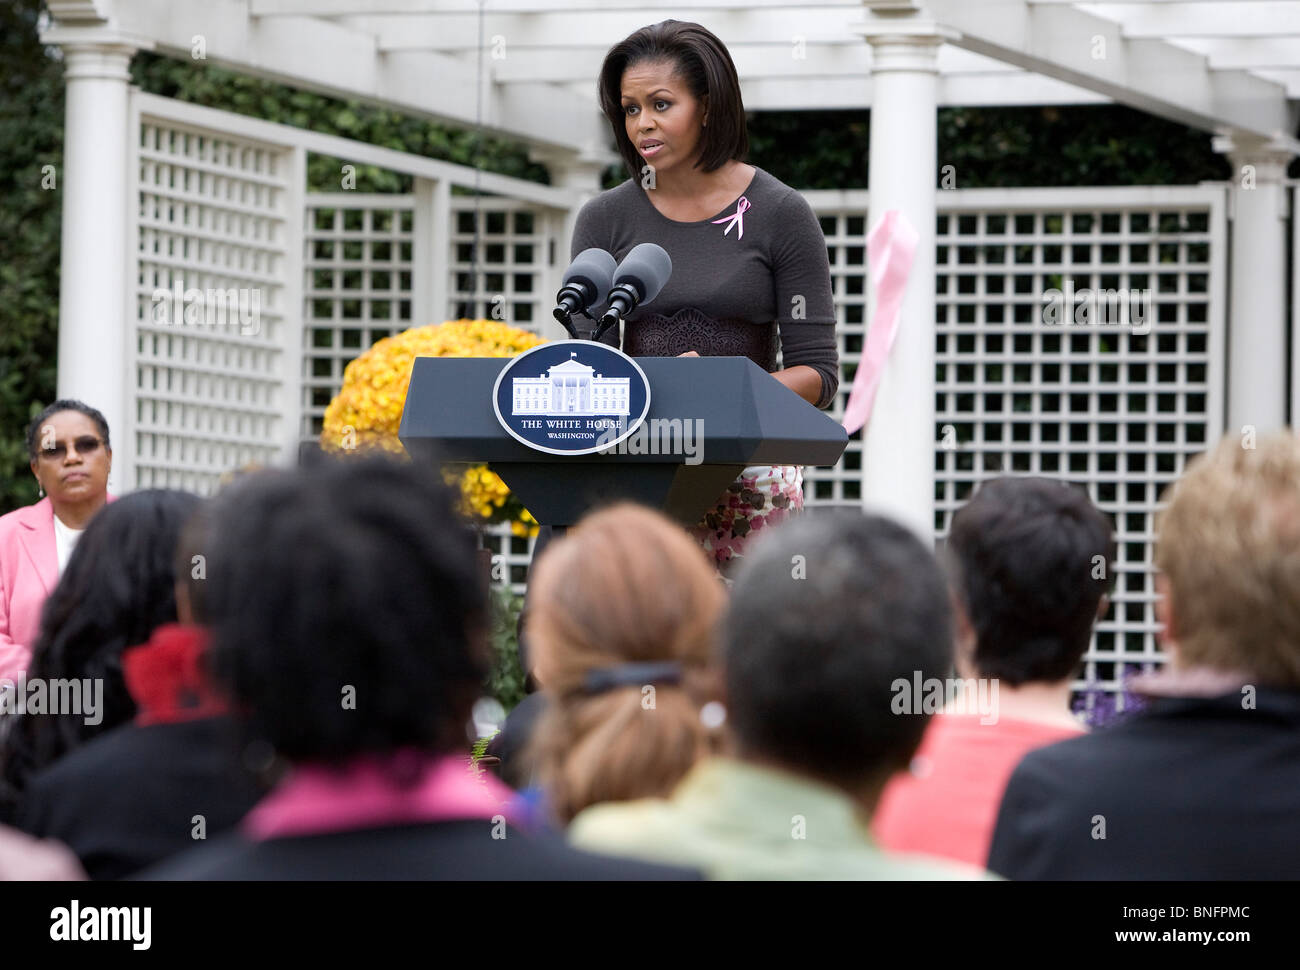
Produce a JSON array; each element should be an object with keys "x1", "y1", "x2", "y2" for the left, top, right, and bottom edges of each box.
[{"x1": 38, "y1": 436, "x2": 104, "y2": 461}]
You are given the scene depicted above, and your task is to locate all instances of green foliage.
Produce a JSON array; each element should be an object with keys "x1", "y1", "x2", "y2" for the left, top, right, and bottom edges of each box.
[
  {"x1": 0, "y1": 0, "x2": 63, "y2": 513},
  {"x1": 487, "y1": 585, "x2": 527, "y2": 713},
  {"x1": 129, "y1": 52, "x2": 553, "y2": 192},
  {"x1": 931, "y1": 105, "x2": 1234, "y2": 187},
  {"x1": 605, "y1": 104, "x2": 1238, "y2": 189}
]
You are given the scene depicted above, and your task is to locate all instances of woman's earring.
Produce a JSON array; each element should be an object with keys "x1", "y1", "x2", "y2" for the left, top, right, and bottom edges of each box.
[{"x1": 37, "y1": 484, "x2": 44, "y2": 498}]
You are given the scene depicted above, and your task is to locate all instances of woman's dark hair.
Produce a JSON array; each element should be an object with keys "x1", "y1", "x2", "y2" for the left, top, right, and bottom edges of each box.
[
  {"x1": 945, "y1": 477, "x2": 1116, "y2": 687},
  {"x1": 201, "y1": 456, "x2": 487, "y2": 764},
  {"x1": 0, "y1": 489, "x2": 199, "y2": 810},
  {"x1": 173, "y1": 503, "x2": 215, "y2": 625},
  {"x1": 25, "y1": 399, "x2": 111, "y2": 460},
  {"x1": 598, "y1": 19, "x2": 748, "y2": 180}
]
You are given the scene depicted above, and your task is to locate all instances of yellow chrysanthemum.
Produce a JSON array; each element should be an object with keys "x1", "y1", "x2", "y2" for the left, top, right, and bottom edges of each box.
[{"x1": 320, "y1": 319, "x2": 544, "y2": 535}]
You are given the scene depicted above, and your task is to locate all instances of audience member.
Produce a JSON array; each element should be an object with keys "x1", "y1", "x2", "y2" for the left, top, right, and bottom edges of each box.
[
  {"x1": 0, "y1": 824, "x2": 84, "y2": 881},
  {"x1": 874, "y1": 477, "x2": 1112, "y2": 866},
  {"x1": 141, "y1": 458, "x2": 696, "y2": 880},
  {"x1": 16, "y1": 502, "x2": 263, "y2": 879},
  {"x1": 0, "y1": 489, "x2": 199, "y2": 823},
  {"x1": 523, "y1": 503, "x2": 726, "y2": 824},
  {"x1": 0, "y1": 400, "x2": 114, "y2": 681},
  {"x1": 569, "y1": 510, "x2": 986, "y2": 879},
  {"x1": 989, "y1": 432, "x2": 1300, "y2": 879}
]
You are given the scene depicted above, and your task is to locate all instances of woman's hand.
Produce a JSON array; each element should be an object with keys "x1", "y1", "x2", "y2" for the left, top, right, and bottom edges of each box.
[{"x1": 677, "y1": 351, "x2": 699, "y2": 357}]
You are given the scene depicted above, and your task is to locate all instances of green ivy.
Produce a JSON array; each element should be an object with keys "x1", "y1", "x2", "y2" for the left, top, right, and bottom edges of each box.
[
  {"x1": 129, "y1": 52, "x2": 553, "y2": 192},
  {"x1": 0, "y1": 0, "x2": 63, "y2": 511},
  {"x1": 604, "y1": 105, "x2": 1236, "y2": 189},
  {"x1": 487, "y1": 586, "x2": 528, "y2": 713}
]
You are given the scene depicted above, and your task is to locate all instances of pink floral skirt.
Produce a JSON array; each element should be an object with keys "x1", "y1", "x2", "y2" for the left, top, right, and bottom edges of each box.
[{"x1": 690, "y1": 465, "x2": 804, "y2": 576}]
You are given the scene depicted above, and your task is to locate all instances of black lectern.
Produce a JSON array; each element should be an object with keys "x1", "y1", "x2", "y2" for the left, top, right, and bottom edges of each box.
[{"x1": 399, "y1": 356, "x2": 849, "y2": 527}]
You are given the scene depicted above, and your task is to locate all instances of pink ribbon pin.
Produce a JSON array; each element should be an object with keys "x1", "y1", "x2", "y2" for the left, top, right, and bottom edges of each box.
[
  {"x1": 841, "y1": 209, "x2": 919, "y2": 436},
  {"x1": 712, "y1": 196, "x2": 751, "y2": 238}
]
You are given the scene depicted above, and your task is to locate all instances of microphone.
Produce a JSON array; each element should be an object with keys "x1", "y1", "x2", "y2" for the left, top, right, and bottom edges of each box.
[
  {"x1": 553, "y1": 248, "x2": 617, "y2": 338},
  {"x1": 595, "y1": 243, "x2": 672, "y2": 341}
]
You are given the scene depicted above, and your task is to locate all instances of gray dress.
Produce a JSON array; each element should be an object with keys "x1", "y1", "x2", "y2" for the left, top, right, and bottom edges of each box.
[{"x1": 569, "y1": 165, "x2": 840, "y2": 570}]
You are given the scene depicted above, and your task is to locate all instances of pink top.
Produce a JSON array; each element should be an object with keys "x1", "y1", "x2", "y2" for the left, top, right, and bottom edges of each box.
[
  {"x1": 243, "y1": 751, "x2": 516, "y2": 841},
  {"x1": 872, "y1": 713, "x2": 1084, "y2": 868},
  {"x1": 0, "y1": 495, "x2": 116, "y2": 681}
]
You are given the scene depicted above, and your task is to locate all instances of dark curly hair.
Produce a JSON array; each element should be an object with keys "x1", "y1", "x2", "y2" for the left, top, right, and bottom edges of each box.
[
  {"x1": 0, "y1": 489, "x2": 199, "y2": 815},
  {"x1": 598, "y1": 20, "x2": 749, "y2": 181},
  {"x1": 200, "y1": 455, "x2": 488, "y2": 765}
]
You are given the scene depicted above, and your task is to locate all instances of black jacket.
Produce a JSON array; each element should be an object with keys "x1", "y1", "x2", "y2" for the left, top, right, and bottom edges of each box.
[
  {"x1": 137, "y1": 819, "x2": 701, "y2": 880},
  {"x1": 987, "y1": 688, "x2": 1300, "y2": 879},
  {"x1": 19, "y1": 715, "x2": 262, "y2": 880}
]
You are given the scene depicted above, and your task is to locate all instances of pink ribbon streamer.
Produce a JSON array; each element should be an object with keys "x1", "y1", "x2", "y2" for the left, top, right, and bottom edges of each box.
[
  {"x1": 841, "y1": 209, "x2": 919, "y2": 436},
  {"x1": 712, "y1": 196, "x2": 751, "y2": 238}
]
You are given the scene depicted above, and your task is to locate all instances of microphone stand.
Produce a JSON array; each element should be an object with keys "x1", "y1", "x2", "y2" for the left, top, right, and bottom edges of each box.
[
  {"x1": 551, "y1": 306, "x2": 581, "y2": 340},
  {"x1": 556, "y1": 307, "x2": 609, "y2": 342}
]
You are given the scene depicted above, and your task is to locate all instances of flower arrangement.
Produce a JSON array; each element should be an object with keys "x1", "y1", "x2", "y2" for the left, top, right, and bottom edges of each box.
[
  {"x1": 1071, "y1": 663, "x2": 1151, "y2": 729},
  {"x1": 319, "y1": 319, "x2": 545, "y2": 536}
]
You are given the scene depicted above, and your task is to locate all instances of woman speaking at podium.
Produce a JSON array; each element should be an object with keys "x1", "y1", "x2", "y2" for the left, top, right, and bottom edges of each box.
[{"x1": 571, "y1": 20, "x2": 840, "y2": 572}]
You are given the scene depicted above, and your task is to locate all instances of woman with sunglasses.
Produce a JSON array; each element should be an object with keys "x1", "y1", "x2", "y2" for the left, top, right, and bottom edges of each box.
[{"x1": 0, "y1": 400, "x2": 113, "y2": 680}]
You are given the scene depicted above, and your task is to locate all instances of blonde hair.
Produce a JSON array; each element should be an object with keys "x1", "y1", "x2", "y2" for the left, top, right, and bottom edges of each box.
[
  {"x1": 526, "y1": 502, "x2": 726, "y2": 824},
  {"x1": 1155, "y1": 431, "x2": 1300, "y2": 685}
]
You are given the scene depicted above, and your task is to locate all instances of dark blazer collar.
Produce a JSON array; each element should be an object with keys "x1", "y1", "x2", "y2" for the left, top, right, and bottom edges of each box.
[{"x1": 1143, "y1": 686, "x2": 1300, "y2": 725}]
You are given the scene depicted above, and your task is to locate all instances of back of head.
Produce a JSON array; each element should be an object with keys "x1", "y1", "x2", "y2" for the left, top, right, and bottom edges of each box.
[
  {"x1": 725, "y1": 511, "x2": 952, "y2": 792},
  {"x1": 1155, "y1": 432, "x2": 1300, "y2": 686},
  {"x1": 1, "y1": 489, "x2": 200, "y2": 801},
  {"x1": 202, "y1": 456, "x2": 487, "y2": 763},
  {"x1": 526, "y1": 502, "x2": 725, "y2": 823},
  {"x1": 946, "y1": 477, "x2": 1115, "y2": 687}
]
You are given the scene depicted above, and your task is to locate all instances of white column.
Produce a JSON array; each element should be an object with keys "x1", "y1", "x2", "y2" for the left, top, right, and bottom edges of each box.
[
  {"x1": 530, "y1": 147, "x2": 612, "y2": 340},
  {"x1": 41, "y1": 27, "x2": 149, "y2": 494},
  {"x1": 1212, "y1": 134, "x2": 1294, "y2": 433},
  {"x1": 412, "y1": 178, "x2": 437, "y2": 325},
  {"x1": 854, "y1": 14, "x2": 952, "y2": 541}
]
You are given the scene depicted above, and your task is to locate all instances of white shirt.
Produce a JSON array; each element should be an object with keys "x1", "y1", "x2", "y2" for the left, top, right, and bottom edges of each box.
[{"x1": 52, "y1": 515, "x2": 84, "y2": 577}]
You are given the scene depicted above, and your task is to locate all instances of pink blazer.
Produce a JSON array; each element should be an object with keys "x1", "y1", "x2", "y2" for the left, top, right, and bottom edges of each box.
[{"x1": 0, "y1": 495, "x2": 114, "y2": 681}]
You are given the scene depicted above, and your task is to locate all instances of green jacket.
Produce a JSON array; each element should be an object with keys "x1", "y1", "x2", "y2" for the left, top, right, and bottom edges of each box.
[{"x1": 569, "y1": 757, "x2": 991, "y2": 881}]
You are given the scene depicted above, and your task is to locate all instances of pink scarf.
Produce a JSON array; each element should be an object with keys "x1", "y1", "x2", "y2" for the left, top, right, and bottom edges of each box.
[{"x1": 243, "y1": 751, "x2": 516, "y2": 841}]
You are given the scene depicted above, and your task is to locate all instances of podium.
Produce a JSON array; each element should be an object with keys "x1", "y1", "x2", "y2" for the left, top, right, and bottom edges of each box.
[{"x1": 399, "y1": 356, "x2": 849, "y2": 527}]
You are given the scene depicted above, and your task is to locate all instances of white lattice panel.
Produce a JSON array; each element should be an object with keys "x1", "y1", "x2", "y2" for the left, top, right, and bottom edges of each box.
[
  {"x1": 449, "y1": 198, "x2": 558, "y2": 333},
  {"x1": 131, "y1": 109, "x2": 302, "y2": 494},
  {"x1": 301, "y1": 191, "x2": 551, "y2": 593},
  {"x1": 300, "y1": 194, "x2": 557, "y2": 441},
  {"x1": 805, "y1": 187, "x2": 1226, "y2": 695},
  {"x1": 302, "y1": 195, "x2": 414, "y2": 439},
  {"x1": 479, "y1": 523, "x2": 538, "y2": 596},
  {"x1": 801, "y1": 200, "x2": 870, "y2": 504}
]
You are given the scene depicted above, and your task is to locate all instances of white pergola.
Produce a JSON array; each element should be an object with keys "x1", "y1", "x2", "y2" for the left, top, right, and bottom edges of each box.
[{"x1": 40, "y1": 0, "x2": 1300, "y2": 536}]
